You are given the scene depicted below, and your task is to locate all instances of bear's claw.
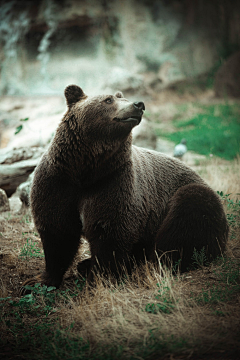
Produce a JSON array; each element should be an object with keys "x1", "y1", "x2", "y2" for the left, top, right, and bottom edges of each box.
[{"x1": 19, "y1": 274, "x2": 43, "y2": 296}]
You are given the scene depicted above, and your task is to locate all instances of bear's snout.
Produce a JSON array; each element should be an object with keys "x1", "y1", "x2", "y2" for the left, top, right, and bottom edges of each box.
[
  {"x1": 113, "y1": 99, "x2": 145, "y2": 126},
  {"x1": 133, "y1": 101, "x2": 145, "y2": 111}
]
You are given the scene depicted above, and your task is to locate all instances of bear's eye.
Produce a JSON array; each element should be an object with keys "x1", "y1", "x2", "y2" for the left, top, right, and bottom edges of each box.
[{"x1": 105, "y1": 97, "x2": 113, "y2": 104}]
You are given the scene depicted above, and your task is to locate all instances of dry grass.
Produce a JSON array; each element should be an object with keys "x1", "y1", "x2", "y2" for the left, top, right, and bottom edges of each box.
[
  {"x1": 59, "y1": 262, "x2": 240, "y2": 357},
  {"x1": 0, "y1": 157, "x2": 240, "y2": 360},
  {"x1": 194, "y1": 156, "x2": 240, "y2": 198}
]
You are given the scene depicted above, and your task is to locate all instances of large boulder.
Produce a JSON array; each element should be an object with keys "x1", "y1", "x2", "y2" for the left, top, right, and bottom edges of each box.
[
  {"x1": 214, "y1": 51, "x2": 240, "y2": 98},
  {"x1": 17, "y1": 172, "x2": 35, "y2": 207},
  {"x1": 103, "y1": 67, "x2": 145, "y2": 95},
  {"x1": 0, "y1": 188, "x2": 10, "y2": 212}
]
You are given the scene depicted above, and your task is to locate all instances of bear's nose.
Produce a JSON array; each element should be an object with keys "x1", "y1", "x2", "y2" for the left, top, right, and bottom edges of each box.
[{"x1": 133, "y1": 101, "x2": 145, "y2": 111}]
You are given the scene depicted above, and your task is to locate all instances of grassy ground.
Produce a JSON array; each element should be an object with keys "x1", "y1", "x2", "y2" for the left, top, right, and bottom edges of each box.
[
  {"x1": 0, "y1": 156, "x2": 240, "y2": 360},
  {"x1": 151, "y1": 102, "x2": 240, "y2": 160}
]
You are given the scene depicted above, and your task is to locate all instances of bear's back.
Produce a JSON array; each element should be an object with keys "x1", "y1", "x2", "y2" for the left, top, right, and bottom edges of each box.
[{"x1": 131, "y1": 145, "x2": 205, "y2": 204}]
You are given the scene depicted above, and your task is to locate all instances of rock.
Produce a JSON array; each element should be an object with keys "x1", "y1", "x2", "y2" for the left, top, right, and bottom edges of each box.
[
  {"x1": 0, "y1": 188, "x2": 10, "y2": 212},
  {"x1": 132, "y1": 117, "x2": 157, "y2": 150},
  {"x1": 214, "y1": 51, "x2": 240, "y2": 98},
  {"x1": 0, "y1": 0, "x2": 236, "y2": 98},
  {"x1": 8, "y1": 192, "x2": 22, "y2": 213},
  {"x1": 0, "y1": 146, "x2": 45, "y2": 164},
  {"x1": 103, "y1": 67, "x2": 145, "y2": 95},
  {"x1": 0, "y1": 144, "x2": 45, "y2": 198},
  {"x1": 0, "y1": 158, "x2": 39, "y2": 197},
  {"x1": 17, "y1": 172, "x2": 34, "y2": 207}
]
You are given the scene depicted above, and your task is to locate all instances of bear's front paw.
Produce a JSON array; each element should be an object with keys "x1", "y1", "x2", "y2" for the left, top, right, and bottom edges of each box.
[{"x1": 19, "y1": 274, "x2": 44, "y2": 296}]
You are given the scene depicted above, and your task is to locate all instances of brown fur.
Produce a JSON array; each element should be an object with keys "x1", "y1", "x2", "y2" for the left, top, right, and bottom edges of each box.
[{"x1": 25, "y1": 85, "x2": 228, "y2": 289}]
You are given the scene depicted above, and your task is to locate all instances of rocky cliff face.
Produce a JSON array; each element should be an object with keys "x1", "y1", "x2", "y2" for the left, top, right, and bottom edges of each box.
[{"x1": 0, "y1": 0, "x2": 239, "y2": 96}]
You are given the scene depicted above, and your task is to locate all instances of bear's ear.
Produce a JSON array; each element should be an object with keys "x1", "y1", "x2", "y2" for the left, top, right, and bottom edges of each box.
[
  {"x1": 64, "y1": 85, "x2": 87, "y2": 106},
  {"x1": 114, "y1": 91, "x2": 124, "y2": 98}
]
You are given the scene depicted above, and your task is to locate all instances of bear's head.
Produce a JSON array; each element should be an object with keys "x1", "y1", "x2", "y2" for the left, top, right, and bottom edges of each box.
[{"x1": 64, "y1": 85, "x2": 145, "y2": 144}]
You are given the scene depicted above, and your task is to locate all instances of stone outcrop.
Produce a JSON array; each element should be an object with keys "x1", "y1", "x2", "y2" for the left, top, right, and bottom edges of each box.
[
  {"x1": 0, "y1": 188, "x2": 10, "y2": 212},
  {"x1": 0, "y1": 159, "x2": 39, "y2": 197},
  {"x1": 214, "y1": 51, "x2": 240, "y2": 98},
  {"x1": 2, "y1": 0, "x2": 238, "y2": 96}
]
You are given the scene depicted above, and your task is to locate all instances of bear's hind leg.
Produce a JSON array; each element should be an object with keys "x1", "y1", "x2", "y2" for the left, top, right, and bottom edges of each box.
[
  {"x1": 77, "y1": 258, "x2": 92, "y2": 278},
  {"x1": 155, "y1": 184, "x2": 229, "y2": 272},
  {"x1": 85, "y1": 239, "x2": 134, "y2": 284}
]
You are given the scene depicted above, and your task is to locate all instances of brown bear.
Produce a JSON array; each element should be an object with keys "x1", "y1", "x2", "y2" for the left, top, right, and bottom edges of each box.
[{"x1": 22, "y1": 85, "x2": 228, "y2": 290}]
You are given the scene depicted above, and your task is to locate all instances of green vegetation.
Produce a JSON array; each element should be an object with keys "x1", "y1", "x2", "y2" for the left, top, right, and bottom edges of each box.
[
  {"x1": 192, "y1": 257, "x2": 240, "y2": 306},
  {"x1": 0, "y1": 282, "x2": 89, "y2": 360},
  {"x1": 15, "y1": 281, "x2": 85, "y2": 315},
  {"x1": 19, "y1": 238, "x2": 44, "y2": 258},
  {"x1": 194, "y1": 283, "x2": 240, "y2": 304},
  {"x1": 156, "y1": 103, "x2": 240, "y2": 160},
  {"x1": 214, "y1": 257, "x2": 240, "y2": 285},
  {"x1": 145, "y1": 282, "x2": 175, "y2": 314},
  {"x1": 20, "y1": 214, "x2": 31, "y2": 223},
  {"x1": 191, "y1": 247, "x2": 209, "y2": 269},
  {"x1": 217, "y1": 191, "x2": 240, "y2": 228},
  {"x1": 15, "y1": 117, "x2": 29, "y2": 134},
  {"x1": 218, "y1": 191, "x2": 240, "y2": 240}
]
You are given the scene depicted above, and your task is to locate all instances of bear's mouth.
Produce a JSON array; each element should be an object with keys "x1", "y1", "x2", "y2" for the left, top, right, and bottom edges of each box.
[{"x1": 113, "y1": 115, "x2": 142, "y2": 125}]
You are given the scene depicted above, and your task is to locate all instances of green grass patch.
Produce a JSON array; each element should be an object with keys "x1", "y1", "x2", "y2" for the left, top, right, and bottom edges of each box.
[
  {"x1": 19, "y1": 238, "x2": 44, "y2": 258},
  {"x1": 217, "y1": 191, "x2": 240, "y2": 228},
  {"x1": 156, "y1": 103, "x2": 240, "y2": 160},
  {"x1": 213, "y1": 257, "x2": 240, "y2": 286},
  {"x1": 194, "y1": 283, "x2": 240, "y2": 305},
  {"x1": 191, "y1": 256, "x2": 240, "y2": 305},
  {"x1": 145, "y1": 282, "x2": 176, "y2": 314},
  {"x1": 217, "y1": 191, "x2": 240, "y2": 240}
]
